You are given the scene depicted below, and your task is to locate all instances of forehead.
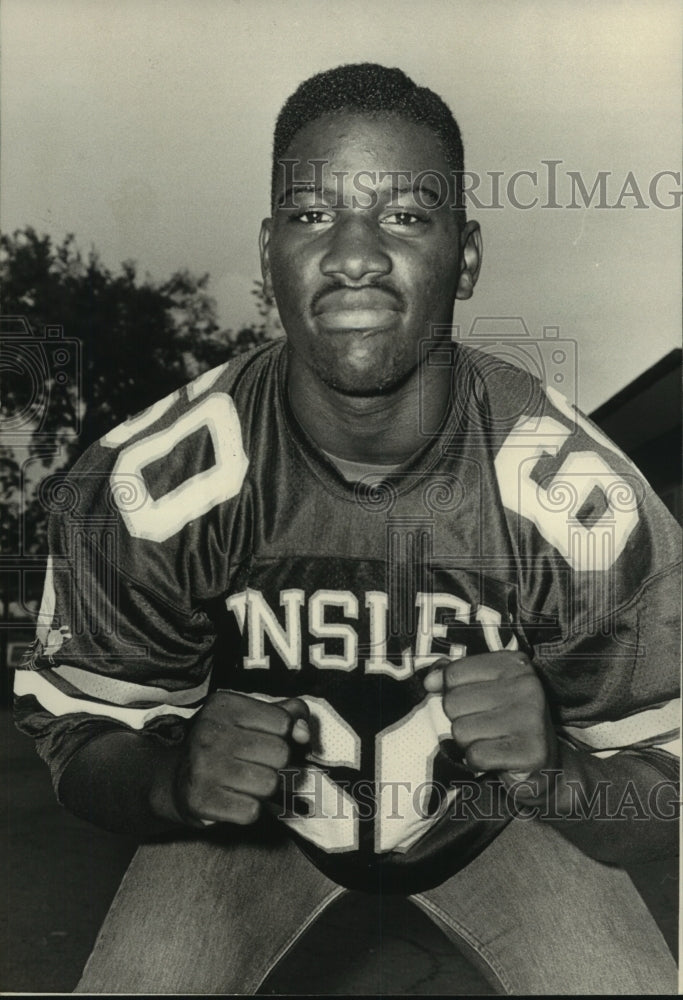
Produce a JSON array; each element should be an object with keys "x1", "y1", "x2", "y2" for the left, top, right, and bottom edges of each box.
[{"x1": 275, "y1": 111, "x2": 450, "y2": 191}]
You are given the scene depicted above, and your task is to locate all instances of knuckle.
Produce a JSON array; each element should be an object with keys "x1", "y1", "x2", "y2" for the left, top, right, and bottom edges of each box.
[
  {"x1": 180, "y1": 751, "x2": 205, "y2": 790},
  {"x1": 200, "y1": 693, "x2": 221, "y2": 714},
  {"x1": 227, "y1": 693, "x2": 252, "y2": 724},
  {"x1": 443, "y1": 661, "x2": 461, "y2": 686},
  {"x1": 466, "y1": 742, "x2": 489, "y2": 771},
  {"x1": 179, "y1": 779, "x2": 208, "y2": 820},
  {"x1": 203, "y1": 691, "x2": 234, "y2": 721},
  {"x1": 519, "y1": 673, "x2": 539, "y2": 695},
  {"x1": 442, "y1": 691, "x2": 458, "y2": 720},
  {"x1": 193, "y1": 724, "x2": 218, "y2": 752},
  {"x1": 450, "y1": 716, "x2": 471, "y2": 745},
  {"x1": 240, "y1": 798, "x2": 261, "y2": 825},
  {"x1": 272, "y1": 738, "x2": 291, "y2": 770},
  {"x1": 262, "y1": 768, "x2": 280, "y2": 798},
  {"x1": 270, "y1": 705, "x2": 292, "y2": 737},
  {"x1": 507, "y1": 674, "x2": 539, "y2": 707}
]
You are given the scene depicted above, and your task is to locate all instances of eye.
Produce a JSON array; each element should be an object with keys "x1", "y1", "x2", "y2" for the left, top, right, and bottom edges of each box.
[
  {"x1": 381, "y1": 211, "x2": 426, "y2": 227},
  {"x1": 292, "y1": 209, "x2": 334, "y2": 225}
]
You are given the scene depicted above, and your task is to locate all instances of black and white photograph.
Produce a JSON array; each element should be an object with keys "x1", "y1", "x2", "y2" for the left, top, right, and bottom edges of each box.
[{"x1": 1, "y1": 0, "x2": 680, "y2": 994}]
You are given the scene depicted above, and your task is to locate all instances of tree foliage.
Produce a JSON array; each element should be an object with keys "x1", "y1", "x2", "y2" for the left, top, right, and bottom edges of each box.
[{"x1": 0, "y1": 227, "x2": 274, "y2": 560}]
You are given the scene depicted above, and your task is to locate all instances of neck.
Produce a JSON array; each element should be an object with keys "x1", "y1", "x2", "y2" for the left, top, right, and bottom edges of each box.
[{"x1": 285, "y1": 347, "x2": 454, "y2": 464}]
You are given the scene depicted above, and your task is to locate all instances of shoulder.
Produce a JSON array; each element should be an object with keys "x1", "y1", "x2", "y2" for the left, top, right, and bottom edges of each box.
[
  {"x1": 456, "y1": 342, "x2": 640, "y2": 471},
  {"x1": 99, "y1": 339, "x2": 282, "y2": 454},
  {"x1": 64, "y1": 341, "x2": 283, "y2": 523},
  {"x1": 454, "y1": 342, "x2": 547, "y2": 434},
  {"x1": 46, "y1": 342, "x2": 285, "y2": 603},
  {"x1": 455, "y1": 343, "x2": 680, "y2": 573}
]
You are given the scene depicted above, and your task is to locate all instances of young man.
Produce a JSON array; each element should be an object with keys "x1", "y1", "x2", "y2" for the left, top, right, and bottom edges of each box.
[{"x1": 15, "y1": 64, "x2": 679, "y2": 994}]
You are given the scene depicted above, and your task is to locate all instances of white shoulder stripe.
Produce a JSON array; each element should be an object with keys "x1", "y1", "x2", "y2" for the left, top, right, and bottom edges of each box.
[
  {"x1": 53, "y1": 664, "x2": 210, "y2": 707},
  {"x1": 562, "y1": 700, "x2": 680, "y2": 750},
  {"x1": 590, "y1": 737, "x2": 680, "y2": 761},
  {"x1": 14, "y1": 669, "x2": 199, "y2": 729}
]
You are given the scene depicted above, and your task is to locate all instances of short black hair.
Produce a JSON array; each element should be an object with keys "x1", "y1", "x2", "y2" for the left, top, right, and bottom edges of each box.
[{"x1": 271, "y1": 62, "x2": 465, "y2": 213}]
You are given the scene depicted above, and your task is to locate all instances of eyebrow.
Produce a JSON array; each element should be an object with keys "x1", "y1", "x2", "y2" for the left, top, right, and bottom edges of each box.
[
  {"x1": 276, "y1": 182, "x2": 443, "y2": 208},
  {"x1": 277, "y1": 182, "x2": 328, "y2": 207}
]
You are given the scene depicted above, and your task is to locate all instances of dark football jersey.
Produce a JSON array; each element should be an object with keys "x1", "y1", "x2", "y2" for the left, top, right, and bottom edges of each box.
[{"x1": 15, "y1": 340, "x2": 680, "y2": 892}]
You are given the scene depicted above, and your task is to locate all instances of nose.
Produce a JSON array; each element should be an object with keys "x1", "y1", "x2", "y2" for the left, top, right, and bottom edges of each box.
[{"x1": 320, "y1": 214, "x2": 392, "y2": 283}]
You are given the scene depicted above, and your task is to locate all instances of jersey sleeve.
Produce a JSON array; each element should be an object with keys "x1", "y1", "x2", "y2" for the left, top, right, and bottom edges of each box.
[
  {"x1": 14, "y1": 367, "x2": 248, "y2": 798},
  {"x1": 492, "y1": 380, "x2": 680, "y2": 778}
]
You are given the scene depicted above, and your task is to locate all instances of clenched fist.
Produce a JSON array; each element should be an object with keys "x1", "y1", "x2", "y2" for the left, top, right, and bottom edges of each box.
[
  {"x1": 152, "y1": 691, "x2": 310, "y2": 828},
  {"x1": 423, "y1": 651, "x2": 557, "y2": 790}
]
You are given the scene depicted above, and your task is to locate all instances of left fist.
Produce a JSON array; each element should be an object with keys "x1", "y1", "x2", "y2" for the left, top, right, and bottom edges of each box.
[{"x1": 423, "y1": 651, "x2": 557, "y2": 787}]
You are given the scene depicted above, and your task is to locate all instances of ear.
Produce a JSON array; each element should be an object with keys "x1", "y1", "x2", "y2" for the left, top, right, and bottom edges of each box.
[
  {"x1": 259, "y1": 219, "x2": 274, "y2": 303},
  {"x1": 455, "y1": 221, "x2": 483, "y2": 300}
]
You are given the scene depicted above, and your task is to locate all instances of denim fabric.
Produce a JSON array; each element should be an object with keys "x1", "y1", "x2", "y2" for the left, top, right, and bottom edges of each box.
[
  {"x1": 76, "y1": 819, "x2": 677, "y2": 995},
  {"x1": 412, "y1": 819, "x2": 677, "y2": 995}
]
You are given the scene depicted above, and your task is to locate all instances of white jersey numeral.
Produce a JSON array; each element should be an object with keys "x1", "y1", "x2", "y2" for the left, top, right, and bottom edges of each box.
[
  {"x1": 101, "y1": 389, "x2": 181, "y2": 448},
  {"x1": 374, "y1": 696, "x2": 455, "y2": 852},
  {"x1": 495, "y1": 414, "x2": 640, "y2": 570},
  {"x1": 111, "y1": 393, "x2": 248, "y2": 542},
  {"x1": 283, "y1": 696, "x2": 360, "y2": 852},
  {"x1": 281, "y1": 694, "x2": 454, "y2": 855}
]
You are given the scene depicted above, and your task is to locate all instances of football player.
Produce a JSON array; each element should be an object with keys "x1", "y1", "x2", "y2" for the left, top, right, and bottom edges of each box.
[{"x1": 15, "y1": 64, "x2": 679, "y2": 994}]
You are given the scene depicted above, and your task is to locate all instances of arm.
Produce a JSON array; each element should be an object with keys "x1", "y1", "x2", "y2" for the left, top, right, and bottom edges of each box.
[
  {"x1": 13, "y1": 469, "x2": 311, "y2": 839},
  {"x1": 539, "y1": 740, "x2": 678, "y2": 864},
  {"x1": 14, "y1": 573, "x2": 311, "y2": 841},
  {"x1": 56, "y1": 726, "x2": 188, "y2": 838},
  {"x1": 14, "y1": 371, "x2": 289, "y2": 839},
  {"x1": 463, "y1": 378, "x2": 681, "y2": 864}
]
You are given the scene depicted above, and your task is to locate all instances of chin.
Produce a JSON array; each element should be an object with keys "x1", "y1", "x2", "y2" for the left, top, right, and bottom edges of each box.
[{"x1": 319, "y1": 362, "x2": 416, "y2": 398}]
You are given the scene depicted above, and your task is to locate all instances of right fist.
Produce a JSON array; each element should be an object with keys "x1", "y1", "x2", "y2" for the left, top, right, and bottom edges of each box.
[{"x1": 160, "y1": 691, "x2": 310, "y2": 828}]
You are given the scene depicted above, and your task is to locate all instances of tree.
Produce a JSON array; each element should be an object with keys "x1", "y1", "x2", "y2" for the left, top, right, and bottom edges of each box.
[{"x1": 0, "y1": 227, "x2": 273, "y2": 558}]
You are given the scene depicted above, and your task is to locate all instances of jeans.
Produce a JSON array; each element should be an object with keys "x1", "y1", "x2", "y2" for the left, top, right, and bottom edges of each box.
[{"x1": 75, "y1": 817, "x2": 677, "y2": 995}]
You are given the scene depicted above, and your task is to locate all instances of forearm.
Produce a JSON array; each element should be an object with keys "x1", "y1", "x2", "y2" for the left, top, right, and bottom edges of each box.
[
  {"x1": 57, "y1": 729, "x2": 190, "y2": 839},
  {"x1": 520, "y1": 742, "x2": 679, "y2": 865}
]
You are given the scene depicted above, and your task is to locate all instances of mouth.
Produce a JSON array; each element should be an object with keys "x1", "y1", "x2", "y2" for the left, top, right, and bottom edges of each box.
[
  {"x1": 315, "y1": 308, "x2": 398, "y2": 333},
  {"x1": 313, "y1": 288, "x2": 402, "y2": 333}
]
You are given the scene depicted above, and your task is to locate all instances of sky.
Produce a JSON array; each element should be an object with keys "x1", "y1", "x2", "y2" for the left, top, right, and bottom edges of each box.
[{"x1": 1, "y1": 0, "x2": 681, "y2": 412}]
